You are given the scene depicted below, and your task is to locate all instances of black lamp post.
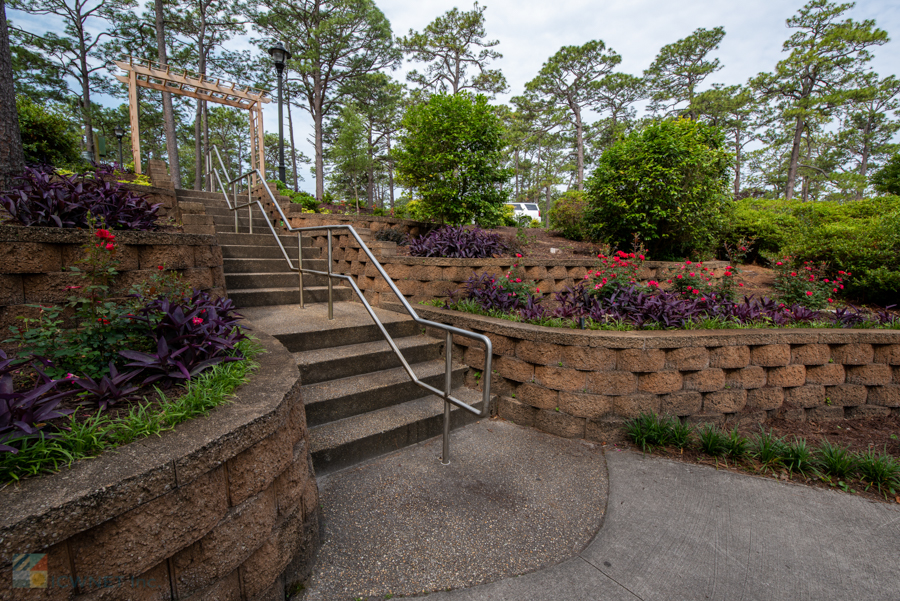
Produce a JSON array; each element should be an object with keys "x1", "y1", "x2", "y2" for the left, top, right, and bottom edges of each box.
[
  {"x1": 268, "y1": 41, "x2": 292, "y2": 184},
  {"x1": 113, "y1": 127, "x2": 126, "y2": 169}
]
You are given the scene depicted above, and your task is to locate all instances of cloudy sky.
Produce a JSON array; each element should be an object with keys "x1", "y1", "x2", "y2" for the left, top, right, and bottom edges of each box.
[{"x1": 10, "y1": 0, "x2": 900, "y2": 192}]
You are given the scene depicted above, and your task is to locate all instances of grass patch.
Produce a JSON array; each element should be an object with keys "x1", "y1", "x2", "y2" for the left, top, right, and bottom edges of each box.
[{"x1": 0, "y1": 337, "x2": 264, "y2": 484}]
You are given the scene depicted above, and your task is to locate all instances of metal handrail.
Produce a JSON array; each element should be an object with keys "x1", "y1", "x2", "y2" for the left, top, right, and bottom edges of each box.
[{"x1": 206, "y1": 147, "x2": 493, "y2": 464}]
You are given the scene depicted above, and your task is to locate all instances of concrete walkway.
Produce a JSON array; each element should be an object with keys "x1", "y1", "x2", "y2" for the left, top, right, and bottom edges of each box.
[{"x1": 300, "y1": 421, "x2": 900, "y2": 601}]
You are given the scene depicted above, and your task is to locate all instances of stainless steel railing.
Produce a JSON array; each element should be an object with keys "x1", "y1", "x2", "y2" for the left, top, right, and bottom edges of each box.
[{"x1": 206, "y1": 147, "x2": 493, "y2": 464}]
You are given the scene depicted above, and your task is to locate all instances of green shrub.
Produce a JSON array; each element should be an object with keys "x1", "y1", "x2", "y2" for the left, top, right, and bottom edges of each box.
[
  {"x1": 585, "y1": 118, "x2": 732, "y2": 258},
  {"x1": 871, "y1": 153, "x2": 900, "y2": 196},
  {"x1": 16, "y1": 96, "x2": 81, "y2": 167},
  {"x1": 725, "y1": 196, "x2": 900, "y2": 305},
  {"x1": 549, "y1": 190, "x2": 589, "y2": 240}
]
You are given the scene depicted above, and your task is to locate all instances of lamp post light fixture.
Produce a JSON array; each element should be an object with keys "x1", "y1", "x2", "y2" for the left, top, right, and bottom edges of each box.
[
  {"x1": 268, "y1": 41, "x2": 292, "y2": 185},
  {"x1": 113, "y1": 127, "x2": 126, "y2": 169}
]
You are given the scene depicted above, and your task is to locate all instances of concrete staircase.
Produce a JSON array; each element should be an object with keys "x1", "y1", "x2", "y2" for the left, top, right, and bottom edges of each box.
[{"x1": 175, "y1": 188, "x2": 485, "y2": 476}]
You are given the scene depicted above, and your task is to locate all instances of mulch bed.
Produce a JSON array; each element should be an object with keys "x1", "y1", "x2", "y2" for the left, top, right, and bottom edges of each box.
[{"x1": 612, "y1": 415, "x2": 900, "y2": 506}]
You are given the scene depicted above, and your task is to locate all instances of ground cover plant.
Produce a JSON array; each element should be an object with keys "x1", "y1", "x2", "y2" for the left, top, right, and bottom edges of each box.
[
  {"x1": 622, "y1": 411, "x2": 900, "y2": 502},
  {"x1": 434, "y1": 249, "x2": 900, "y2": 331},
  {"x1": 0, "y1": 165, "x2": 160, "y2": 230},
  {"x1": 408, "y1": 225, "x2": 507, "y2": 258},
  {"x1": 0, "y1": 223, "x2": 253, "y2": 480}
]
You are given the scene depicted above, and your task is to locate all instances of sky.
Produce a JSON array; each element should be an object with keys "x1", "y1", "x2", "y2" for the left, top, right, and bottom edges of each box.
[{"x1": 10, "y1": 0, "x2": 900, "y2": 193}]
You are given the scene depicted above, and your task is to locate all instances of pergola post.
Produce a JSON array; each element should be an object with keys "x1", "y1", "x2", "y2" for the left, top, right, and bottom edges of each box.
[{"x1": 128, "y1": 68, "x2": 142, "y2": 174}]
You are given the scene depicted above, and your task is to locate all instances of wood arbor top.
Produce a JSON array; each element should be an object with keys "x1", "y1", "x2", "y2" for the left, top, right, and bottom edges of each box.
[
  {"x1": 115, "y1": 57, "x2": 270, "y2": 177},
  {"x1": 114, "y1": 58, "x2": 271, "y2": 108}
]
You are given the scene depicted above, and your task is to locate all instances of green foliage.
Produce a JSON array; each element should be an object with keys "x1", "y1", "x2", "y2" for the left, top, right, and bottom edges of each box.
[
  {"x1": 751, "y1": 428, "x2": 785, "y2": 471},
  {"x1": 644, "y1": 26, "x2": 725, "y2": 117},
  {"x1": 855, "y1": 446, "x2": 900, "y2": 496},
  {"x1": 274, "y1": 180, "x2": 318, "y2": 211},
  {"x1": 0, "y1": 338, "x2": 262, "y2": 483},
  {"x1": 872, "y1": 154, "x2": 900, "y2": 195},
  {"x1": 625, "y1": 412, "x2": 676, "y2": 452},
  {"x1": 395, "y1": 93, "x2": 509, "y2": 226},
  {"x1": 16, "y1": 96, "x2": 81, "y2": 167},
  {"x1": 782, "y1": 436, "x2": 816, "y2": 476},
  {"x1": 548, "y1": 190, "x2": 589, "y2": 241},
  {"x1": 697, "y1": 423, "x2": 729, "y2": 456},
  {"x1": 772, "y1": 259, "x2": 848, "y2": 309},
  {"x1": 815, "y1": 439, "x2": 856, "y2": 479},
  {"x1": 726, "y1": 196, "x2": 900, "y2": 305},
  {"x1": 585, "y1": 118, "x2": 732, "y2": 258}
]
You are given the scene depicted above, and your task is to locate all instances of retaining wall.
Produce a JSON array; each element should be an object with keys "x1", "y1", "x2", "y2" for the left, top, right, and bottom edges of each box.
[
  {"x1": 285, "y1": 214, "x2": 725, "y2": 307},
  {"x1": 412, "y1": 305, "x2": 900, "y2": 442},
  {"x1": 0, "y1": 328, "x2": 320, "y2": 600},
  {"x1": 0, "y1": 226, "x2": 226, "y2": 348}
]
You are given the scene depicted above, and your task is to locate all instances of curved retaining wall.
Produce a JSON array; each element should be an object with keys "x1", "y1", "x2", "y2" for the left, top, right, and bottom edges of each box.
[
  {"x1": 413, "y1": 305, "x2": 900, "y2": 441},
  {"x1": 0, "y1": 328, "x2": 319, "y2": 600}
]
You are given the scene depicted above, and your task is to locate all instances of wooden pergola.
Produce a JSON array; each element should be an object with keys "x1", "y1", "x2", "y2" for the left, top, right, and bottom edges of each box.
[{"x1": 114, "y1": 57, "x2": 271, "y2": 177}]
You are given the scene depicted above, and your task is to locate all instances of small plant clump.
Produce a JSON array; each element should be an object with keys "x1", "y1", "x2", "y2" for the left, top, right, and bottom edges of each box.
[
  {"x1": 622, "y1": 412, "x2": 900, "y2": 500},
  {"x1": 408, "y1": 225, "x2": 507, "y2": 259}
]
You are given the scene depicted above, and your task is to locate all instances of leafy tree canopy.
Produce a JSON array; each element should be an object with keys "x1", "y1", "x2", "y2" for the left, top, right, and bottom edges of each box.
[
  {"x1": 394, "y1": 92, "x2": 509, "y2": 226},
  {"x1": 585, "y1": 117, "x2": 733, "y2": 258}
]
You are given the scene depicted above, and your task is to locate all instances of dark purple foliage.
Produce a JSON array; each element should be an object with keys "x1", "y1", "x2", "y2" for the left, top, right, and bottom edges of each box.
[
  {"x1": 71, "y1": 362, "x2": 142, "y2": 410},
  {"x1": 408, "y1": 226, "x2": 507, "y2": 259},
  {"x1": 463, "y1": 273, "x2": 527, "y2": 311},
  {"x1": 0, "y1": 166, "x2": 160, "y2": 230},
  {"x1": 120, "y1": 291, "x2": 246, "y2": 387},
  {"x1": 0, "y1": 351, "x2": 75, "y2": 453}
]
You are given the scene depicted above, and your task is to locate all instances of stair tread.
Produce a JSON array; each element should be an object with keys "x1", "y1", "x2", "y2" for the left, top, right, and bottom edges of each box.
[
  {"x1": 302, "y1": 359, "x2": 464, "y2": 405},
  {"x1": 308, "y1": 387, "x2": 482, "y2": 453},
  {"x1": 240, "y1": 302, "x2": 412, "y2": 337},
  {"x1": 294, "y1": 335, "x2": 439, "y2": 368}
]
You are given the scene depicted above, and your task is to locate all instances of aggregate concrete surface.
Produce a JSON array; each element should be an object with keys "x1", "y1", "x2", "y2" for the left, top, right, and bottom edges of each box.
[
  {"x1": 416, "y1": 446, "x2": 900, "y2": 601},
  {"x1": 297, "y1": 420, "x2": 608, "y2": 600}
]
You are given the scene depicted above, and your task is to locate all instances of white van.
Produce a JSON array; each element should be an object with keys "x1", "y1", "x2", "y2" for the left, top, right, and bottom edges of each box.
[{"x1": 506, "y1": 203, "x2": 541, "y2": 222}]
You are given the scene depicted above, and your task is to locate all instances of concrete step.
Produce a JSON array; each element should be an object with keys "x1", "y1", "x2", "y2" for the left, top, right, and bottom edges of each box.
[
  {"x1": 175, "y1": 189, "x2": 229, "y2": 201},
  {"x1": 216, "y1": 232, "x2": 312, "y2": 247},
  {"x1": 225, "y1": 271, "x2": 334, "y2": 289},
  {"x1": 302, "y1": 359, "x2": 466, "y2": 428},
  {"x1": 309, "y1": 387, "x2": 484, "y2": 476},
  {"x1": 223, "y1": 258, "x2": 326, "y2": 274},
  {"x1": 228, "y1": 285, "x2": 353, "y2": 308},
  {"x1": 295, "y1": 334, "x2": 442, "y2": 384},
  {"x1": 240, "y1": 303, "x2": 421, "y2": 353},
  {"x1": 222, "y1": 245, "x2": 320, "y2": 260},
  {"x1": 212, "y1": 215, "x2": 281, "y2": 228}
]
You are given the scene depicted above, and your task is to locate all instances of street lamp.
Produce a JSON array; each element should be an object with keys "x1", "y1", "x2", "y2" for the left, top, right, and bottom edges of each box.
[
  {"x1": 268, "y1": 41, "x2": 292, "y2": 184},
  {"x1": 113, "y1": 127, "x2": 126, "y2": 169}
]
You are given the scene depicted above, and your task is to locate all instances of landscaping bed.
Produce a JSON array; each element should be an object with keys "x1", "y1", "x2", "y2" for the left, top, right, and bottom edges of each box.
[{"x1": 617, "y1": 411, "x2": 900, "y2": 505}]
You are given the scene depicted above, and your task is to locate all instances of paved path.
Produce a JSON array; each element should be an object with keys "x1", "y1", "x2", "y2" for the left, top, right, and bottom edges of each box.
[
  {"x1": 417, "y1": 446, "x2": 900, "y2": 601},
  {"x1": 300, "y1": 420, "x2": 608, "y2": 600},
  {"x1": 299, "y1": 420, "x2": 900, "y2": 601}
]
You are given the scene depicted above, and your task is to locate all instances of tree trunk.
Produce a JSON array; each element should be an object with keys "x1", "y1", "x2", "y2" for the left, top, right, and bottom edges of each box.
[
  {"x1": 193, "y1": 102, "x2": 203, "y2": 190},
  {"x1": 366, "y1": 127, "x2": 374, "y2": 208},
  {"x1": 313, "y1": 68, "x2": 325, "y2": 201},
  {"x1": 154, "y1": 0, "x2": 181, "y2": 188},
  {"x1": 78, "y1": 47, "x2": 95, "y2": 160},
  {"x1": 572, "y1": 104, "x2": 585, "y2": 191},
  {"x1": 387, "y1": 132, "x2": 394, "y2": 209},
  {"x1": 544, "y1": 184, "x2": 551, "y2": 226},
  {"x1": 784, "y1": 116, "x2": 804, "y2": 200},
  {"x1": 514, "y1": 149, "x2": 519, "y2": 201},
  {"x1": 734, "y1": 128, "x2": 741, "y2": 198},
  {"x1": 287, "y1": 81, "x2": 299, "y2": 190},
  {"x1": 202, "y1": 100, "x2": 209, "y2": 191},
  {"x1": 856, "y1": 117, "x2": 872, "y2": 200},
  {"x1": 0, "y1": 0, "x2": 24, "y2": 190}
]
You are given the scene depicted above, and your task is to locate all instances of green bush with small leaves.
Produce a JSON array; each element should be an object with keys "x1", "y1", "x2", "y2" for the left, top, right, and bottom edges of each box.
[
  {"x1": 16, "y1": 96, "x2": 82, "y2": 168},
  {"x1": 549, "y1": 190, "x2": 590, "y2": 241}
]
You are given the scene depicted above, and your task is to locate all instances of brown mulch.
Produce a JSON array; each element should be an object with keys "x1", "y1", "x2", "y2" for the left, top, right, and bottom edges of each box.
[{"x1": 613, "y1": 415, "x2": 900, "y2": 505}]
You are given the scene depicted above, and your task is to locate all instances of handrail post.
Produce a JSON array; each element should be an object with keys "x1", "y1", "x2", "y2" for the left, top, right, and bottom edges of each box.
[
  {"x1": 298, "y1": 232, "x2": 304, "y2": 308},
  {"x1": 442, "y1": 330, "x2": 452, "y2": 465},
  {"x1": 327, "y1": 230, "x2": 334, "y2": 320}
]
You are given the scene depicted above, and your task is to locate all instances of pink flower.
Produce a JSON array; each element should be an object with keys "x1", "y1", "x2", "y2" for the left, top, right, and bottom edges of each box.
[
  {"x1": 516, "y1": 253, "x2": 522, "y2": 258},
  {"x1": 192, "y1": 317, "x2": 203, "y2": 325},
  {"x1": 806, "y1": 291, "x2": 813, "y2": 296},
  {"x1": 105, "y1": 243, "x2": 114, "y2": 250},
  {"x1": 638, "y1": 254, "x2": 645, "y2": 260},
  {"x1": 692, "y1": 289, "x2": 700, "y2": 295},
  {"x1": 738, "y1": 283, "x2": 744, "y2": 287},
  {"x1": 535, "y1": 288, "x2": 540, "y2": 293},
  {"x1": 689, "y1": 272, "x2": 695, "y2": 277},
  {"x1": 824, "y1": 279, "x2": 829, "y2": 283},
  {"x1": 828, "y1": 298, "x2": 833, "y2": 303},
  {"x1": 158, "y1": 265, "x2": 164, "y2": 270},
  {"x1": 776, "y1": 261, "x2": 783, "y2": 266},
  {"x1": 66, "y1": 373, "x2": 76, "y2": 379}
]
